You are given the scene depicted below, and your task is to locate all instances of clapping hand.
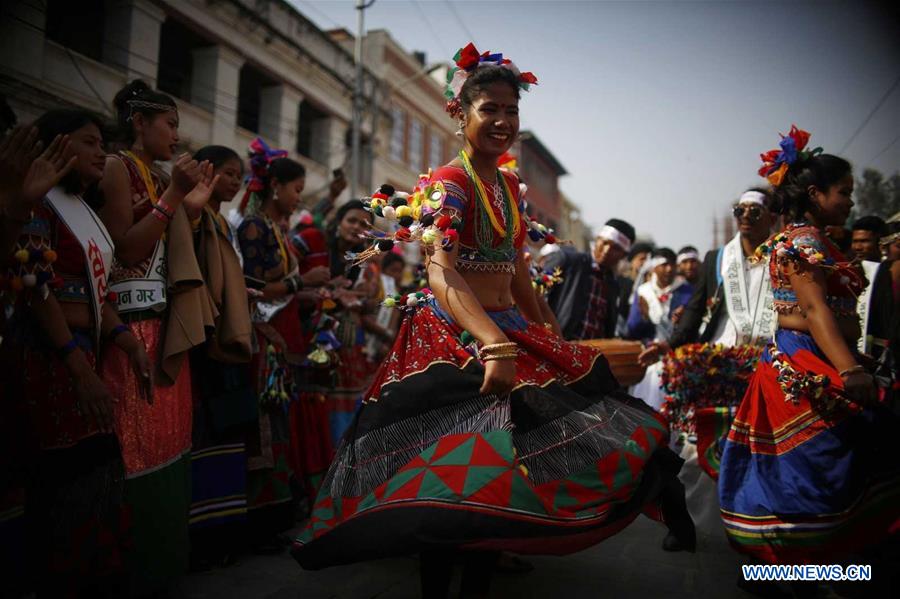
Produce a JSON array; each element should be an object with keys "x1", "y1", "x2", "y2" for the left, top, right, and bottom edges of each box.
[
  {"x1": 1, "y1": 127, "x2": 76, "y2": 213},
  {"x1": 183, "y1": 161, "x2": 218, "y2": 217},
  {"x1": 170, "y1": 153, "x2": 204, "y2": 196}
]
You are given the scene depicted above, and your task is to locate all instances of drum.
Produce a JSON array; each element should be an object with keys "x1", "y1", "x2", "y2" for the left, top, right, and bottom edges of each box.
[{"x1": 575, "y1": 339, "x2": 646, "y2": 387}]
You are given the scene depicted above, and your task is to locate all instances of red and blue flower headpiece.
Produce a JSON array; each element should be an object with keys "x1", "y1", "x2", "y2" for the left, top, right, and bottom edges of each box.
[
  {"x1": 758, "y1": 125, "x2": 822, "y2": 187},
  {"x1": 445, "y1": 43, "x2": 537, "y2": 118},
  {"x1": 239, "y1": 137, "x2": 288, "y2": 214}
]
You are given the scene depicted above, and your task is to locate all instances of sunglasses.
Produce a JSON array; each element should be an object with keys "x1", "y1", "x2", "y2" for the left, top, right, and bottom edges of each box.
[{"x1": 732, "y1": 204, "x2": 764, "y2": 221}]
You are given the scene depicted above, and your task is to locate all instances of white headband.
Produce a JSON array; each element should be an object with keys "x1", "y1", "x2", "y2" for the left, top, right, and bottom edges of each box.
[
  {"x1": 648, "y1": 256, "x2": 669, "y2": 269},
  {"x1": 597, "y1": 225, "x2": 632, "y2": 252},
  {"x1": 739, "y1": 191, "x2": 766, "y2": 206},
  {"x1": 677, "y1": 251, "x2": 699, "y2": 264}
]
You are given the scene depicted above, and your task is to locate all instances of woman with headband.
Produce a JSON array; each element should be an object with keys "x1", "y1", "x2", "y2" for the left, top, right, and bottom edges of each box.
[
  {"x1": 99, "y1": 79, "x2": 217, "y2": 594},
  {"x1": 292, "y1": 43, "x2": 694, "y2": 596},
  {"x1": 717, "y1": 127, "x2": 900, "y2": 565}
]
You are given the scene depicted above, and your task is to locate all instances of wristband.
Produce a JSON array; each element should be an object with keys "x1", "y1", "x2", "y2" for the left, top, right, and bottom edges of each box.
[
  {"x1": 108, "y1": 323, "x2": 129, "y2": 342},
  {"x1": 284, "y1": 274, "x2": 301, "y2": 294},
  {"x1": 56, "y1": 338, "x2": 78, "y2": 361},
  {"x1": 156, "y1": 198, "x2": 174, "y2": 218},
  {"x1": 152, "y1": 205, "x2": 171, "y2": 223}
]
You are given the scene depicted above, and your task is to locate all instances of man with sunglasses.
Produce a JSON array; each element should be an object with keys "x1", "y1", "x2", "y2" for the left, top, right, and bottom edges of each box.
[
  {"x1": 639, "y1": 188, "x2": 776, "y2": 360},
  {"x1": 637, "y1": 188, "x2": 777, "y2": 552}
]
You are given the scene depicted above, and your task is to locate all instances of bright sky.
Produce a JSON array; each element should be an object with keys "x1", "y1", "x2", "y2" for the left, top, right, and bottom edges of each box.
[{"x1": 293, "y1": 0, "x2": 900, "y2": 253}]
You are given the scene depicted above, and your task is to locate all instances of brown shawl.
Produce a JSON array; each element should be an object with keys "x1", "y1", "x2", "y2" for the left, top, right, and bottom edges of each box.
[
  {"x1": 195, "y1": 205, "x2": 252, "y2": 363},
  {"x1": 159, "y1": 205, "x2": 217, "y2": 385}
]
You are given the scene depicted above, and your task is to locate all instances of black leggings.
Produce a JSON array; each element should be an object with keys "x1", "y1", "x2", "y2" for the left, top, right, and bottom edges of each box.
[{"x1": 420, "y1": 548, "x2": 499, "y2": 599}]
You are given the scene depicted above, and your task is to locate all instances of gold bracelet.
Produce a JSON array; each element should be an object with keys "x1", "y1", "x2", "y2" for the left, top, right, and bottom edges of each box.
[
  {"x1": 482, "y1": 353, "x2": 517, "y2": 362},
  {"x1": 481, "y1": 342, "x2": 517, "y2": 353}
]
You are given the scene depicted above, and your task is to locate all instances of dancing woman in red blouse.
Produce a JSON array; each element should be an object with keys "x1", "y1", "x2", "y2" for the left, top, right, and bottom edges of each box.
[{"x1": 292, "y1": 45, "x2": 693, "y2": 597}]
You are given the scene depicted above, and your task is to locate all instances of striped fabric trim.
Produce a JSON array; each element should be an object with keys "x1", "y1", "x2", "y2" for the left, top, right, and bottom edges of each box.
[
  {"x1": 722, "y1": 477, "x2": 900, "y2": 541},
  {"x1": 191, "y1": 443, "x2": 245, "y2": 461}
]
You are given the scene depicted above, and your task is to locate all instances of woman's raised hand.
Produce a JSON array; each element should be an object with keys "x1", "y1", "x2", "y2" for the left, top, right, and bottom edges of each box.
[
  {"x1": 183, "y1": 160, "x2": 218, "y2": 216},
  {"x1": 170, "y1": 153, "x2": 202, "y2": 196}
]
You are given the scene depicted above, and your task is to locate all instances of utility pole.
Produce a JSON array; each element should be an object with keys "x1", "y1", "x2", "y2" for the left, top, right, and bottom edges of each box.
[{"x1": 351, "y1": 0, "x2": 376, "y2": 199}]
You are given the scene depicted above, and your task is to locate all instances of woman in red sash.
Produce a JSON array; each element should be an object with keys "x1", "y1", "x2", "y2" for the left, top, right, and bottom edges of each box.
[
  {"x1": 3, "y1": 109, "x2": 150, "y2": 597},
  {"x1": 292, "y1": 44, "x2": 694, "y2": 597}
]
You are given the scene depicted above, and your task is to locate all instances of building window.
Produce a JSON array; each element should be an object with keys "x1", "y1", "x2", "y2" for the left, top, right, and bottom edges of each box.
[
  {"x1": 237, "y1": 64, "x2": 277, "y2": 134},
  {"x1": 297, "y1": 100, "x2": 329, "y2": 164},
  {"x1": 45, "y1": 0, "x2": 105, "y2": 62},
  {"x1": 390, "y1": 107, "x2": 405, "y2": 163},
  {"x1": 428, "y1": 132, "x2": 443, "y2": 169},
  {"x1": 157, "y1": 18, "x2": 211, "y2": 102},
  {"x1": 408, "y1": 118, "x2": 423, "y2": 172}
]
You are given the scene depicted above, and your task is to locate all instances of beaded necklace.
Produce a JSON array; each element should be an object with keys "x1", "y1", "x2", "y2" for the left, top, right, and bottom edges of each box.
[
  {"x1": 265, "y1": 214, "x2": 290, "y2": 277},
  {"x1": 123, "y1": 150, "x2": 159, "y2": 204},
  {"x1": 458, "y1": 150, "x2": 520, "y2": 262}
]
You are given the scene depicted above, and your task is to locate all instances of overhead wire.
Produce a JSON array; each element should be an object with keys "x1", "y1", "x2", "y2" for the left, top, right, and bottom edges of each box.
[
  {"x1": 443, "y1": 0, "x2": 478, "y2": 47},
  {"x1": 838, "y1": 72, "x2": 900, "y2": 154}
]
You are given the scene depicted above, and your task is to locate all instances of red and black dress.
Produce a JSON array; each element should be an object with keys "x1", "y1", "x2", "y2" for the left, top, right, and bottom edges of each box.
[
  {"x1": 292, "y1": 165, "x2": 687, "y2": 569},
  {"x1": 1, "y1": 194, "x2": 128, "y2": 596}
]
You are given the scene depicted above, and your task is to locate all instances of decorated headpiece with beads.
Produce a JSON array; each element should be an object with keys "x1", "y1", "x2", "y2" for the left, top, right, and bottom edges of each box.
[
  {"x1": 239, "y1": 137, "x2": 288, "y2": 214},
  {"x1": 445, "y1": 43, "x2": 537, "y2": 119},
  {"x1": 758, "y1": 125, "x2": 823, "y2": 187}
]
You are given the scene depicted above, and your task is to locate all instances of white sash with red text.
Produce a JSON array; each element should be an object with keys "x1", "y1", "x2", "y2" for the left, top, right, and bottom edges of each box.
[{"x1": 45, "y1": 186, "x2": 115, "y2": 344}]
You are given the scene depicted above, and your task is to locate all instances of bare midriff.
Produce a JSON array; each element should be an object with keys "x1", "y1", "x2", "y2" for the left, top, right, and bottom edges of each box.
[
  {"x1": 460, "y1": 270, "x2": 515, "y2": 309},
  {"x1": 59, "y1": 301, "x2": 93, "y2": 331},
  {"x1": 778, "y1": 312, "x2": 861, "y2": 349}
]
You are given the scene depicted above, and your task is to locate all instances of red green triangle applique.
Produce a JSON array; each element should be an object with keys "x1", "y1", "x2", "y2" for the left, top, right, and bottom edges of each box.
[
  {"x1": 563, "y1": 479, "x2": 607, "y2": 509},
  {"x1": 466, "y1": 469, "x2": 513, "y2": 507},
  {"x1": 420, "y1": 469, "x2": 458, "y2": 500},
  {"x1": 357, "y1": 490, "x2": 379, "y2": 512},
  {"x1": 398, "y1": 453, "x2": 429, "y2": 473},
  {"x1": 470, "y1": 433, "x2": 513, "y2": 467},
  {"x1": 428, "y1": 465, "x2": 469, "y2": 497},
  {"x1": 383, "y1": 466, "x2": 426, "y2": 500},
  {"x1": 431, "y1": 435, "x2": 476, "y2": 466},
  {"x1": 623, "y1": 451, "x2": 646, "y2": 480},
  {"x1": 462, "y1": 465, "x2": 510, "y2": 498},
  {"x1": 552, "y1": 482, "x2": 580, "y2": 512},
  {"x1": 384, "y1": 470, "x2": 427, "y2": 501},
  {"x1": 337, "y1": 495, "x2": 362, "y2": 520},
  {"x1": 429, "y1": 433, "x2": 475, "y2": 464}
]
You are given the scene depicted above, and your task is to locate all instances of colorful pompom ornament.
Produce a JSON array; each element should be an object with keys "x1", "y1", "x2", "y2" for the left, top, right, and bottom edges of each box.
[
  {"x1": 22, "y1": 273, "x2": 37, "y2": 287},
  {"x1": 398, "y1": 216, "x2": 414, "y2": 228},
  {"x1": 383, "y1": 297, "x2": 396, "y2": 308},
  {"x1": 421, "y1": 229, "x2": 438, "y2": 244},
  {"x1": 436, "y1": 215, "x2": 452, "y2": 231},
  {"x1": 382, "y1": 206, "x2": 396, "y2": 220},
  {"x1": 14, "y1": 249, "x2": 29, "y2": 264},
  {"x1": 395, "y1": 205, "x2": 412, "y2": 218},
  {"x1": 405, "y1": 295, "x2": 418, "y2": 307},
  {"x1": 377, "y1": 239, "x2": 395, "y2": 252}
]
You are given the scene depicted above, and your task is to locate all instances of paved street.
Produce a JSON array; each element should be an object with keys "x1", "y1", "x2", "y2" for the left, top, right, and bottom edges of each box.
[{"x1": 174, "y1": 517, "x2": 756, "y2": 599}]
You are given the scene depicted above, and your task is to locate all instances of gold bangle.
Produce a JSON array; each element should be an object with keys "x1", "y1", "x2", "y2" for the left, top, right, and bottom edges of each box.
[
  {"x1": 481, "y1": 342, "x2": 517, "y2": 353},
  {"x1": 482, "y1": 353, "x2": 517, "y2": 362}
]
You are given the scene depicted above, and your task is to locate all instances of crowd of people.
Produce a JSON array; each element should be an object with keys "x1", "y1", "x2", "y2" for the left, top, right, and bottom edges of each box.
[{"x1": 0, "y1": 39, "x2": 898, "y2": 599}]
